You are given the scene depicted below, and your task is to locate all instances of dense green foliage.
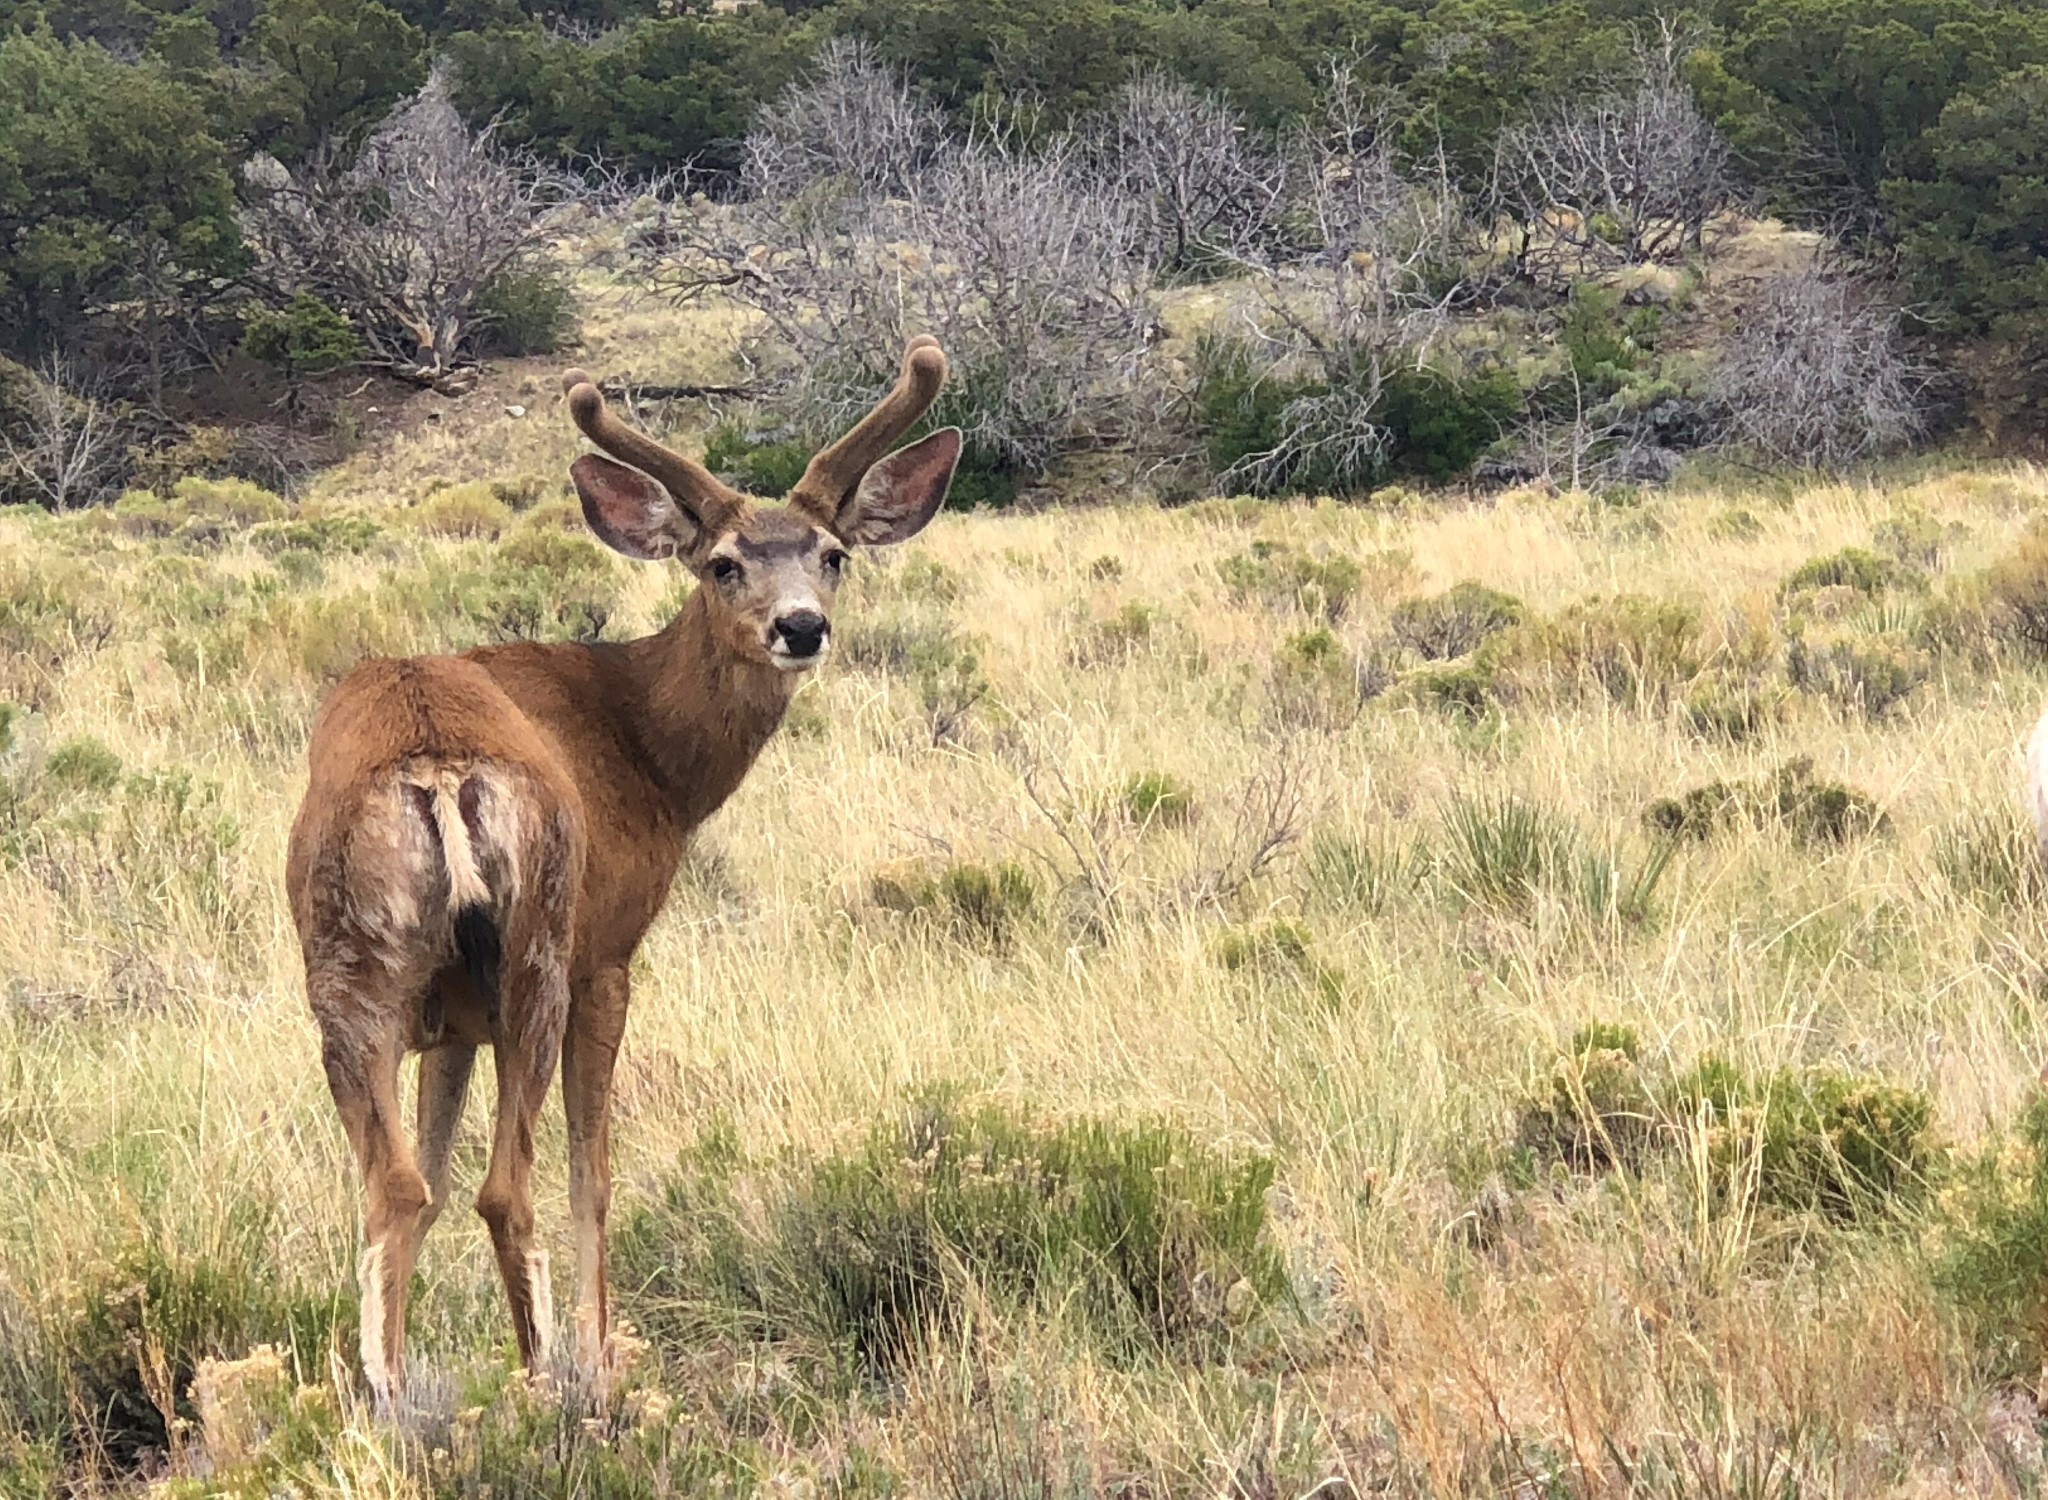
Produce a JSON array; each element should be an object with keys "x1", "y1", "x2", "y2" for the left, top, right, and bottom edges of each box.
[{"x1": 6, "y1": 0, "x2": 2048, "y2": 492}]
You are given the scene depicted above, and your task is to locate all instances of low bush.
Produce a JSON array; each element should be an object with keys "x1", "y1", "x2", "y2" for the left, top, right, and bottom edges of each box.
[
  {"x1": 1483, "y1": 594, "x2": 1704, "y2": 708},
  {"x1": 1513, "y1": 1028, "x2": 1939, "y2": 1222},
  {"x1": 1389, "y1": 582, "x2": 1525, "y2": 660},
  {"x1": 1213, "y1": 918, "x2": 1344, "y2": 1006},
  {"x1": 1517, "y1": 1023, "x2": 1661, "y2": 1172},
  {"x1": 1, "y1": 1223, "x2": 351, "y2": 1472},
  {"x1": 1682, "y1": 668, "x2": 1786, "y2": 743},
  {"x1": 1940, "y1": 1093, "x2": 2048, "y2": 1381},
  {"x1": 1670, "y1": 1057, "x2": 1937, "y2": 1220},
  {"x1": 473, "y1": 264, "x2": 578, "y2": 356},
  {"x1": 703, "y1": 421, "x2": 811, "y2": 498},
  {"x1": 1120, "y1": 770, "x2": 1196, "y2": 827},
  {"x1": 1269, "y1": 627, "x2": 1363, "y2": 730},
  {"x1": 1645, "y1": 758, "x2": 1886, "y2": 847},
  {"x1": 1786, "y1": 623, "x2": 1932, "y2": 717},
  {"x1": 1781, "y1": 546, "x2": 1921, "y2": 600},
  {"x1": 1216, "y1": 541, "x2": 1362, "y2": 623},
  {"x1": 613, "y1": 1095, "x2": 1286, "y2": 1375},
  {"x1": 413, "y1": 482, "x2": 513, "y2": 538},
  {"x1": 870, "y1": 858, "x2": 1037, "y2": 943}
]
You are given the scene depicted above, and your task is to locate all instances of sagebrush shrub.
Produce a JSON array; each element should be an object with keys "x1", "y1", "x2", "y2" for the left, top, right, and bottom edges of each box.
[
  {"x1": 1388, "y1": 581, "x2": 1524, "y2": 660},
  {"x1": 1786, "y1": 622, "x2": 1932, "y2": 717},
  {"x1": 1216, "y1": 541, "x2": 1362, "y2": 622},
  {"x1": 1645, "y1": 758, "x2": 1886, "y2": 846},
  {"x1": 1483, "y1": 594, "x2": 1704, "y2": 707},
  {"x1": 613, "y1": 1095, "x2": 1286, "y2": 1373},
  {"x1": 1120, "y1": 770, "x2": 1195, "y2": 827}
]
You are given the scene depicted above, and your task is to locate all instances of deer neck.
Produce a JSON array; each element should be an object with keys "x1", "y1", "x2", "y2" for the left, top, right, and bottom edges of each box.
[{"x1": 620, "y1": 587, "x2": 798, "y2": 829}]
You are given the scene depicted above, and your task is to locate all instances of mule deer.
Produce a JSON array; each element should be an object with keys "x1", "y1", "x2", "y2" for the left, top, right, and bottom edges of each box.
[{"x1": 285, "y1": 338, "x2": 959, "y2": 1407}]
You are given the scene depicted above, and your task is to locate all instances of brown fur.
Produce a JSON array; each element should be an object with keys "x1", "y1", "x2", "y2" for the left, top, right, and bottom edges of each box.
[{"x1": 286, "y1": 341, "x2": 961, "y2": 1405}]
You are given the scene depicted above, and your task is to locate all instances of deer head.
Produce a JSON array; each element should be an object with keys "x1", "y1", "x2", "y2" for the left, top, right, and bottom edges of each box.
[{"x1": 562, "y1": 337, "x2": 960, "y2": 671}]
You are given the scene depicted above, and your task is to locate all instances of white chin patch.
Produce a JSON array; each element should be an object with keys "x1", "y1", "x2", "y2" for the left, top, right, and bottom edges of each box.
[{"x1": 766, "y1": 642, "x2": 828, "y2": 671}]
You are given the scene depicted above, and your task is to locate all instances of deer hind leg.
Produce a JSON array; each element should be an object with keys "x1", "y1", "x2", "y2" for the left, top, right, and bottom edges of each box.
[
  {"x1": 412, "y1": 1042, "x2": 477, "y2": 1260},
  {"x1": 316, "y1": 998, "x2": 429, "y2": 1413},
  {"x1": 476, "y1": 949, "x2": 569, "y2": 1372},
  {"x1": 564, "y1": 966, "x2": 630, "y2": 1390}
]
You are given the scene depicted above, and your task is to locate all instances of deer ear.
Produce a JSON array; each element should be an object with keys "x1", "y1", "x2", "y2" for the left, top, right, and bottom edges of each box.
[
  {"x1": 571, "y1": 454, "x2": 703, "y2": 560},
  {"x1": 838, "y1": 428, "x2": 960, "y2": 546}
]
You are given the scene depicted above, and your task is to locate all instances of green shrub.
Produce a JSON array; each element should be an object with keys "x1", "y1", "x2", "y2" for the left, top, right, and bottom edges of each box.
[
  {"x1": 703, "y1": 421, "x2": 811, "y2": 498},
  {"x1": 1389, "y1": 581, "x2": 1525, "y2": 660},
  {"x1": 1939, "y1": 1093, "x2": 2048, "y2": 1380},
  {"x1": 240, "y1": 293, "x2": 358, "y2": 379},
  {"x1": 413, "y1": 482, "x2": 513, "y2": 539},
  {"x1": 1782, "y1": 546, "x2": 1920, "y2": 600},
  {"x1": 1375, "y1": 362, "x2": 1521, "y2": 480},
  {"x1": 1400, "y1": 647, "x2": 1492, "y2": 718},
  {"x1": 1682, "y1": 669, "x2": 1785, "y2": 742},
  {"x1": 248, "y1": 514, "x2": 382, "y2": 556},
  {"x1": 935, "y1": 861, "x2": 1037, "y2": 942},
  {"x1": 1216, "y1": 541, "x2": 1362, "y2": 622},
  {"x1": 1645, "y1": 758, "x2": 1886, "y2": 847},
  {"x1": 613, "y1": 1095, "x2": 1286, "y2": 1374},
  {"x1": 6, "y1": 1225, "x2": 351, "y2": 1471},
  {"x1": 43, "y1": 735, "x2": 121, "y2": 794},
  {"x1": 1482, "y1": 594, "x2": 1704, "y2": 707},
  {"x1": 460, "y1": 530, "x2": 617, "y2": 642},
  {"x1": 1120, "y1": 770, "x2": 1195, "y2": 827},
  {"x1": 1670, "y1": 1058, "x2": 1937, "y2": 1220},
  {"x1": 474, "y1": 264, "x2": 578, "y2": 356},
  {"x1": 1786, "y1": 623, "x2": 1932, "y2": 717},
  {"x1": 1439, "y1": 794, "x2": 1574, "y2": 910},
  {"x1": 1517, "y1": 1023, "x2": 1661, "y2": 1172},
  {"x1": 1193, "y1": 335, "x2": 1520, "y2": 493},
  {"x1": 1214, "y1": 918, "x2": 1344, "y2": 1005},
  {"x1": 1269, "y1": 627, "x2": 1361, "y2": 730},
  {"x1": 170, "y1": 477, "x2": 287, "y2": 527}
]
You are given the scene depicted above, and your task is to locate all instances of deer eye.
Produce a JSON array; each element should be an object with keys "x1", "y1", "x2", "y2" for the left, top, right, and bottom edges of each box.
[
  {"x1": 709, "y1": 557, "x2": 742, "y2": 584},
  {"x1": 822, "y1": 549, "x2": 849, "y2": 575}
]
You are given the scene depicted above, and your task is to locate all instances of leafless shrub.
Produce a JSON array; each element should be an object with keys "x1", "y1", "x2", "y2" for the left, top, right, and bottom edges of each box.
[
  {"x1": 635, "y1": 47, "x2": 1153, "y2": 476},
  {"x1": 1216, "y1": 64, "x2": 1476, "y2": 493},
  {"x1": 1184, "y1": 750, "x2": 1320, "y2": 908},
  {"x1": 1091, "y1": 70, "x2": 1287, "y2": 277},
  {"x1": 743, "y1": 36, "x2": 945, "y2": 203},
  {"x1": 240, "y1": 70, "x2": 576, "y2": 391},
  {"x1": 1708, "y1": 261, "x2": 1931, "y2": 471},
  {"x1": 1496, "y1": 21, "x2": 1734, "y2": 278},
  {"x1": 0, "y1": 354, "x2": 126, "y2": 509}
]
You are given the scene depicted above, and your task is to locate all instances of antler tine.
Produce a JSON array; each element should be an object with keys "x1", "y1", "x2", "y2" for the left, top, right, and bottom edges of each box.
[
  {"x1": 560, "y1": 369, "x2": 741, "y2": 525},
  {"x1": 791, "y1": 337, "x2": 948, "y2": 518}
]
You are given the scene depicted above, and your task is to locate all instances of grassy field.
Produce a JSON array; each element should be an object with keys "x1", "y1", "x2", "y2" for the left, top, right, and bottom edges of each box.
[{"x1": 8, "y1": 375, "x2": 2048, "y2": 1495}]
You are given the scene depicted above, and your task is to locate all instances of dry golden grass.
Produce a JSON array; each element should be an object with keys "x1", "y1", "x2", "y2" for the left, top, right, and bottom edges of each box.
[{"x1": 6, "y1": 424, "x2": 2048, "y2": 1493}]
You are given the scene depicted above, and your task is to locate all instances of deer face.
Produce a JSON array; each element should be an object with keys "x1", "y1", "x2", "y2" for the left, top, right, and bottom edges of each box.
[{"x1": 561, "y1": 342, "x2": 961, "y2": 675}]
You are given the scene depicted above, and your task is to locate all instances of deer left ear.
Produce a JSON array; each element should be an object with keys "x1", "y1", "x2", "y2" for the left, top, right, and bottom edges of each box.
[{"x1": 838, "y1": 428, "x2": 960, "y2": 546}]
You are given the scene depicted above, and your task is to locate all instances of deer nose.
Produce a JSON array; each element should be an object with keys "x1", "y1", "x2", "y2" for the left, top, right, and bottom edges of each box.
[{"x1": 773, "y1": 610, "x2": 829, "y2": 658}]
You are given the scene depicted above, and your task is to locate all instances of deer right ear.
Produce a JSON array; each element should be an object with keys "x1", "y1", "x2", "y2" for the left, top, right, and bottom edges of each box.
[{"x1": 571, "y1": 454, "x2": 703, "y2": 561}]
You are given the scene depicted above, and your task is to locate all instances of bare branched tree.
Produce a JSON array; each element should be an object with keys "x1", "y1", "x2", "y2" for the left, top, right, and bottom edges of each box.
[
  {"x1": 1215, "y1": 63, "x2": 1476, "y2": 494},
  {"x1": 241, "y1": 70, "x2": 575, "y2": 392},
  {"x1": 0, "y1": 354, "x2": 124, "y2": 510},
  {"x1": 1708, "y1": 259, "x2": 1931, "y2": 471},
  {"x1": 1496, "y1": 20, "x2": 1734, "y2": 278},
  {"x1": 1091, "y1": 70, "x2": 1286, "y2": 277},
  {"x1": 633, "y1": 46, "x2": 1153, "y2": 476}
]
